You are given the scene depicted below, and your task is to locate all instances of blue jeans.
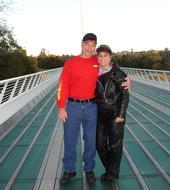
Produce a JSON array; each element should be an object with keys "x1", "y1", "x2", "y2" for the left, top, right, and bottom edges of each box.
[{"x1": 63, "y1": 100, "x2": 97, "y2": 172}]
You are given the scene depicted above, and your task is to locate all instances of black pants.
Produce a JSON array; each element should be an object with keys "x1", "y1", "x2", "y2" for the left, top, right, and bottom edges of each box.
[{"x1": 96, "y1": 105, "x2": 124, "y2": 176}]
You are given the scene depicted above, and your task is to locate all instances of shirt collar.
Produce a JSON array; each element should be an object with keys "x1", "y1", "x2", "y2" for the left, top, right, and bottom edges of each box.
[{"x1": 99, "y1": 64, "x2": 112, "y2": 76}]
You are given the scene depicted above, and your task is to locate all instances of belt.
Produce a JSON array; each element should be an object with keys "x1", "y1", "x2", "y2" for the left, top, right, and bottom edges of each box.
[{"x1": 68, "y1": 97, "x2": 95, "y2": 103}]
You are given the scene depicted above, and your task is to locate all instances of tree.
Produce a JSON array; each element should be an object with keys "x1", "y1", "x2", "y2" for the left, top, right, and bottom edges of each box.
[
  {"x1": 0, "y1": 21, "x2": 20, "y2": 56},
  {"x1": 37, "y1": 53, "x2": 71, "y2": 70},
  {"x1": 38, "y1": 48, "x2": 47, "y2": 57},
  {"x1": 159, "y1": 48, "x2": 170, "y2": 70},
  {"x1": 0, "y1": 0, "x2": 19, "y2": 56},
  {"x1": 0, "y1": 20, "x2": 38, "y2": 80},
  {"x1": 0, "y1": 0, "x2": 13, "y2": 13},
  {"x1": 0, "y1": 47, "x2": 38, "y2": 80},
  {"x1": 0, "y1": 1, "x2": 38, "y2": 80}
]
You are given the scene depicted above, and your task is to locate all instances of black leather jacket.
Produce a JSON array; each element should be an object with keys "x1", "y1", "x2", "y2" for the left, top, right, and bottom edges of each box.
[{"x1": 95, "y1": 64, "x2": 129, "y2": 118}]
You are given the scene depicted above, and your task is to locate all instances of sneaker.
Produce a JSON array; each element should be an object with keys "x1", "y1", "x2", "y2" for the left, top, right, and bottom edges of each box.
[
  {"x1": 85, "y1": 171, "x2": 96, "y2": 184},
  {"x1": 59, "y1": 171, "x2": 76, "y2": 184}
]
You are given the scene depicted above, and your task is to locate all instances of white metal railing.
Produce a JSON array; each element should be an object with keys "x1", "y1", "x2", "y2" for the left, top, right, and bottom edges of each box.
[
  {"x1": 0, "y1": 68, "x2": 62, "y2": 105},
  {"x1": 121, "y1": 67, "x2": 170, "y2": 85},
  {"x1": 1, "y1": 67, "x2": 169, "y2": 105}
]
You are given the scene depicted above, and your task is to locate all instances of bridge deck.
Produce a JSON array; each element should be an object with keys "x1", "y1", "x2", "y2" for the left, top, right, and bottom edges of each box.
[{"x1": 0, "y1": 81, "x2": 170, "y2": 190}]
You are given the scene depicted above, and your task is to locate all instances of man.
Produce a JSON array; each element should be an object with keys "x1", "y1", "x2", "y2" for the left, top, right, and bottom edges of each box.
[{"x1": 56, "y1": 33, "x2": 130, "y2": 184}]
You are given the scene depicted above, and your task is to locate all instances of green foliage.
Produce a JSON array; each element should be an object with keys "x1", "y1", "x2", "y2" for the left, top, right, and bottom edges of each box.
[
  {"x1": 0, "y1": 21, "x2": 38, "y2": 80},
  {"x1": 112, "y1": 49, "x2": 170, "y2": 71},
  {"x1": 0, "y1": 21, "x2": 19, "y2": 56},
  {"x1": 0, "y1": 48, "x2": 38, "y2": 80},
  {"x1": 37, "y1": 49, "x2": 71, "y2": 70}
]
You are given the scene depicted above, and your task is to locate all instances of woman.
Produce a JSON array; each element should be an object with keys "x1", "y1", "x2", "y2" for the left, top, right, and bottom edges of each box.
[{"x1": 95, "y1": 45, "x2": 129, "y2": 182}]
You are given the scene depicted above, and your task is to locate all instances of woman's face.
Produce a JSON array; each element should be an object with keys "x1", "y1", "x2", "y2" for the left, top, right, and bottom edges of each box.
[{"x1": 97, "y1": 51, "x2": 111, "y2": 68}]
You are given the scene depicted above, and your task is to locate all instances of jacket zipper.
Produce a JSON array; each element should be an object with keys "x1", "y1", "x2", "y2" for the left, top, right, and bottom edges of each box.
[
  {"x1": 104, "y1": 80, "x2": 110, "y2": 100},
  {"x1": 97, "y1": 79, "x2": 110, "y2": 101},
  {"x1": 97, "y1": 80, "x2": 105, "y2": 99},
  {"x1": 98, "y1": 78, "x2": 116, "y2": 103}
]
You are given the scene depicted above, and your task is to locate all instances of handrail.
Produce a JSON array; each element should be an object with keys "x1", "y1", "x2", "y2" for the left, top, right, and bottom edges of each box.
[
  {"x1": 121, "y1": 67, "x2": 170, "y2": 85},
  {"x1": 0, "y1": 68, "x2": 62, "y2": 105},
  {"x1": 1, "y1": 67, "x2": 169, "y2": 105}
]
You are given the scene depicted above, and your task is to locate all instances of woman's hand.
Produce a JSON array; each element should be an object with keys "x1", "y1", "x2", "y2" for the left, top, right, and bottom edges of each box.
[
  {"x1": 122, "y1": 76, "x2": 131, "y2": 90},
  {"x1": 115, "y1": 116, "x2": 124, "y2": 124}
]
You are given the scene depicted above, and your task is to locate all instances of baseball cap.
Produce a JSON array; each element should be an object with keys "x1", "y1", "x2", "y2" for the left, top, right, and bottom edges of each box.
[
  {"x1": 82, "y1": 33, "x2": 97, "y2": 42},
  {"x1": 96, "y1": 44, "x2": 112, "y2": 54}
]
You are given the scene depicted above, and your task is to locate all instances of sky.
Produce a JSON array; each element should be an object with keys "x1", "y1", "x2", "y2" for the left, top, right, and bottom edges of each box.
[{"x1": 3, "y1": 0, "x2": 170, "y2": 56}]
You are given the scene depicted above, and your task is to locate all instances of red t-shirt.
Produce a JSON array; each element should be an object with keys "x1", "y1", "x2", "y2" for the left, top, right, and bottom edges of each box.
[{"x1": 56, "y1": 55, "x2": 99, "y2": 108}]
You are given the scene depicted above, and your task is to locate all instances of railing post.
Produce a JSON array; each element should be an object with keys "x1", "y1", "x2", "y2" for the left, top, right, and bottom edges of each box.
[
  {"x1": 0, "y1": 82, "x2": 8, "y2": 104},
  {"x1": 155, "y1": 71, "x2": 161, "y2": 82},
  {"x1": 135, "y1": 69, "x2": 141, "y2": 78},
  {"x1": 9, "y1": 80, "x2": 19, "y2": 100},
  {"x1": 25, "y1": 77, "x2": 32, "y2": 91},
  {"x1": 140, "y1": 69, "x2": 145, "y2": 79},
  {"x1": 131, "y1": 69, "x2": 136, "y2": 78},
  {"x1": 163, "y1": 72, "x2": 169, "y2": 85},
  {"x1": 36, "y1": 74, "x2": 42, "y2": 85},
  {"x1": 150, "y1": 71, "x2": 155, "y2": 81},
  {"x1": 31, "y1": 75, "x2": 38, "y2": 88},
  {"x1": 19, "y1": 77, "x2": 27, "y2": 94},
  {"x1": 144, "y1": 70, "x2": 149, "y2": 80}
]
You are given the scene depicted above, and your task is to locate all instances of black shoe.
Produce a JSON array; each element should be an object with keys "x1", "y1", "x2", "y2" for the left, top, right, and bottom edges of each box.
[
  {"x1": 100, "y1": 172, "x2": 118, "y2": 183},
  {"x1": 85, "y1": 171, "x2": 96, "y2": 184},
  {"x1": 100, "y1": 172, "x2": 109, "y2": 181},
  {"x1": 59, "y1": 171, "x2": 76, "y2": 184}
]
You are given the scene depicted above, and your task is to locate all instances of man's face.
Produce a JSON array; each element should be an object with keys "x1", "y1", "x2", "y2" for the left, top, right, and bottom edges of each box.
[
  {"x1": 97, "y1": 51, "x2": 111, "y2": 68},
  {"x1": 81, "y1": 40, "x2": 96, "y2": 58}
]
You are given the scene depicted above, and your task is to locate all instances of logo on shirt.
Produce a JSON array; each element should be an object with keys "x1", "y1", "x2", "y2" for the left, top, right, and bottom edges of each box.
[
  {"x1": 93, "y1": 64, "x2": 99, "y2": 68},
  {"x1": 57, "y1": 81, "x2": 62, "y2": 100}
]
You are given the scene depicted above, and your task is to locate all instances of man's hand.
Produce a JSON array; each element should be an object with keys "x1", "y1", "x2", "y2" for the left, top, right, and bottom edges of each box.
[
  {"x1": 115, "y1": 117, "x2": 124, "y2": 124},
  {"x1": 58, "y1": 108, "x2": 68, "y2": 122},
  {"x1": 122, "y1": 76, "x2": 131, "y2": 90}
]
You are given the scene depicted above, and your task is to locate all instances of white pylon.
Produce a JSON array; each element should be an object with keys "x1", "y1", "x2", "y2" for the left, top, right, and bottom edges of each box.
[{"x1": 80, "y1": 0, "x2": 84, "y2": 37}]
